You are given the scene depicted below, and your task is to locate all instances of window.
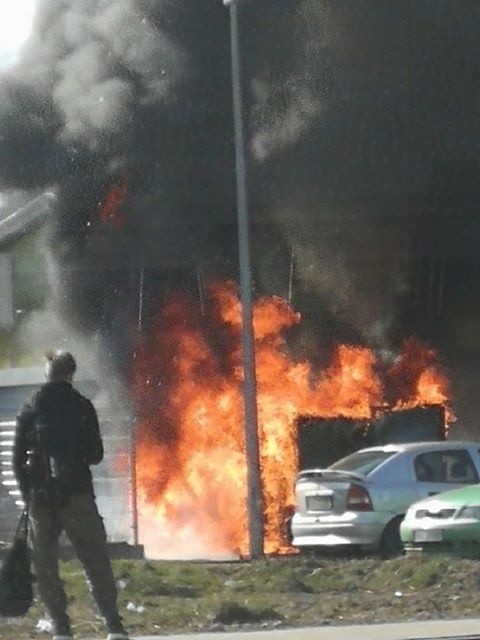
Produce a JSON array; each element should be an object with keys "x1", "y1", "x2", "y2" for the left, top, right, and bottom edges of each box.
[
  {"x1": 329, "y1": 450, "x2": 395, "y2": 476},
  {"x1": 414, "y1": 450, "x2": 478, "y2": 484}
]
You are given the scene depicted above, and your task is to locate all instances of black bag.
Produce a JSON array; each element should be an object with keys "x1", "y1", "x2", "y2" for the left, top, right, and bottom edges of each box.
[{"x1": 0, "y1": 508, "x2": 33, "y2": 617}]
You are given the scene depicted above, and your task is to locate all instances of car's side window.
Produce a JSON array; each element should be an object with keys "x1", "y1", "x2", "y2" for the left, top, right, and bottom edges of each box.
[
  {"x1": 414, "y1": 453, "x2": 442, "y2": 482},
  {"x1": 444, "y1": 450, "x2": 479, "y2": 483},
  {"x1": 414, "y1": 450, "x2": 478, "y2": 484}
]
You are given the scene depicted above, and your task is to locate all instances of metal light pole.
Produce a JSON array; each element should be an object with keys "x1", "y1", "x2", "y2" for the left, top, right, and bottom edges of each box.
[{"x1": 224, "y1": 0, "x2": 264, "y2": 558}]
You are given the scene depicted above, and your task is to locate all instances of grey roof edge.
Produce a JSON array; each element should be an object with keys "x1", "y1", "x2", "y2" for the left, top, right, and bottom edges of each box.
[
  {"x1": 0, "y1": 366, "x2": 95, "y2": 388},
  {"x1": 0, "y1": 366, "x2": 45, "y2": 387},
  {"x1": 0, "y1": 192, "x2": 55, "y2": 247}
]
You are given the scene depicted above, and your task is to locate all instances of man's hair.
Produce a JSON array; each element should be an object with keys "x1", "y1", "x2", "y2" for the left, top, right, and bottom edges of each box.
[{"x1": 45, "y1": 350, "x2": 77, "y2": 381}]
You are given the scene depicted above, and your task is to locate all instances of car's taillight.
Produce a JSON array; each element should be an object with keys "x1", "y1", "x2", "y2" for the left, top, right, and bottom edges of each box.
[{"x1": 346, "y1": 483, "x2": 373, "y2": 511}]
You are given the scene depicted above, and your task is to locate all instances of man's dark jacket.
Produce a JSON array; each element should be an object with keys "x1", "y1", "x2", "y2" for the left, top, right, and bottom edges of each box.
[{"x1": 13, "y1": 381, "x2": 104, "y2": 501}]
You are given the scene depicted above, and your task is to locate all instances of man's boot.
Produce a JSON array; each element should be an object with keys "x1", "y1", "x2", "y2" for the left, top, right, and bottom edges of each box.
[
  {"x1": 106, "y1": 615, "x2": 129, "y2": 640},
  {"x1": 52, "y1": 616, "x2": 73, "y2": 640}
]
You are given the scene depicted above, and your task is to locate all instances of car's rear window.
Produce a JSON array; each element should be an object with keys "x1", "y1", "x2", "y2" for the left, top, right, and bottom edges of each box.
[{"x1": 329, "y1": 450, "x2": 395, "y2": 475}]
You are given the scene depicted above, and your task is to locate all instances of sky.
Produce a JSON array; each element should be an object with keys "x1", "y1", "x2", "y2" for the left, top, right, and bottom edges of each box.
[{"x1": 0, "y1": 1, "x2": 36, "y2": 70}]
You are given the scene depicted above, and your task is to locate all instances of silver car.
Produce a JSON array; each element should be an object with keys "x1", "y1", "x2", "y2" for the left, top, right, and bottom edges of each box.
[{"x1": 291, "y1": 441, "x2": 480, "y2": 554}]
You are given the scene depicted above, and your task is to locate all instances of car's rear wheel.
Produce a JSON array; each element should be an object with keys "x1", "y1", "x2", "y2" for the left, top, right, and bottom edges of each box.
[{"x1": 379, "y1": 515, "x2": 404, "y2": 557}]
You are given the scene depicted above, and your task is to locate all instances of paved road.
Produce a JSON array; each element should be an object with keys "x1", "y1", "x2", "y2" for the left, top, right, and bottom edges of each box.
[{"x1": 95, "y1": 618, "x2": 480, "y2": 640}]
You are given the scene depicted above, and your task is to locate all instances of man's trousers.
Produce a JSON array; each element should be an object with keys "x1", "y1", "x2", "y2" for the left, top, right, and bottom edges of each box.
[{"x1": 29, "y1": 491, "x2": 120, "y2": 632}]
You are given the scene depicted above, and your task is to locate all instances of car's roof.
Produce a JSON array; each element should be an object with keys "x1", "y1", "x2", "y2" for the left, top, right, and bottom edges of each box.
[{"x1": 355, "y1": 441, "x2": 480, "y2": 455}]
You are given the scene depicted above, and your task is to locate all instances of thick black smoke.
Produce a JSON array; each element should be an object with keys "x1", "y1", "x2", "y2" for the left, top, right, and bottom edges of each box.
[
  {"x1": 1, "y1": 0, "x2": 480, "y2": 392},
  {"x1": 245, "y1": 1, "x2": 480, "y2": 358},
  {"x1": 0, "y1": 0, "x2": 235, "y2": 372}
]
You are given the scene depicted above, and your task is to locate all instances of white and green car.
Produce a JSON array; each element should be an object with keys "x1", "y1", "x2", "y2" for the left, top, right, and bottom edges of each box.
[
  {"x1": 401, "y1": 484, "x2": 480, "y2": 556},
  {"x1": 291, "y1": 441, "x2": 480, "y2": 555}
]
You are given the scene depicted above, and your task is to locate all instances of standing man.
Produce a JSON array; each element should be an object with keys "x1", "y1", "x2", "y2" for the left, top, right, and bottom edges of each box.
[{"x1": 13, "y1": 351, "x2": 129, "y2": 640}]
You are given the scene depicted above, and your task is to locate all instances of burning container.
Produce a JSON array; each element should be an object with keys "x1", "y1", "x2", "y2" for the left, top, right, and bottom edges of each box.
[
  {"x1": 297, "y1": 417, "x2": 372, "y2": 470},
  {"x1": 373, "y1": 405, "x2": 445, "y2": 445},
  {"x1": 297, "y1": 405, "x2": 446, "y2": 469}
]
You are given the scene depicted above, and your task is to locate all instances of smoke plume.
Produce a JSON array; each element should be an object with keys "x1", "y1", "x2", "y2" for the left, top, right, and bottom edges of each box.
[{"x1": 0, "y1": 0, "x2": 479, "y2": 388}]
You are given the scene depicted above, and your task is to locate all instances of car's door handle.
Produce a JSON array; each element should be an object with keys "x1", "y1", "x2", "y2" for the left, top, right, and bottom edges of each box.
[{"x1": 428, "y1": 492, "x2": 438, "y2": 496}]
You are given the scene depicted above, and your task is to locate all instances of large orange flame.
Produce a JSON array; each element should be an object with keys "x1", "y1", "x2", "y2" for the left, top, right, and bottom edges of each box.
[
  {"x1": 389, "y1": 337, "x2": 454, "y2": 424},
  {"x1": 133, "y1": 281, "x2": 452, "y2": 558}
]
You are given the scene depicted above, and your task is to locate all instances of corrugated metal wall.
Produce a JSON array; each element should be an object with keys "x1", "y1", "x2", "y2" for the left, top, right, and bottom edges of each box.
[
  {"x1": 0, "y1": 384, "x2": 135, "y2": 546},
  {"x1": 0, "y1": 419, "x2": 20, "y2": 544}
]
